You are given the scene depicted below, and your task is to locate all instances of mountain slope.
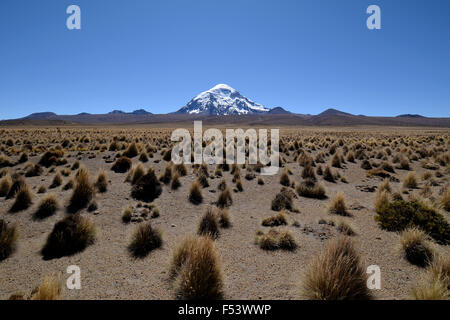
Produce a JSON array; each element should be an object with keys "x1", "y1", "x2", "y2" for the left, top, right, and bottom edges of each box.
[{"x1": 176, "y1": 84, "x2": 270, "y2": 115}]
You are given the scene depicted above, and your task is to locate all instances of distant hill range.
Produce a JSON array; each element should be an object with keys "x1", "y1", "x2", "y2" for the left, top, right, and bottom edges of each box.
[{"x1": 1, "y1": 84, "x2": 449, "y2": 127}]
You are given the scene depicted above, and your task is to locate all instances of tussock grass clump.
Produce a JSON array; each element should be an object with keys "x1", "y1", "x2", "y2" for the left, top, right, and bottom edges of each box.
[
  {"x1": 10, "y1": 184, "x2": 33, "y2": 212},
  {"x1": 256, "y1": 229, "x2": 297, "y2": 251},
  {"x1": 337, "y1": 220, "x2": 356, "y2": 236},
  {"x1": 122, "y1": 206, "x2": 133, "y2": 223},
  {"x1": 400, "y1": 227, "x2": 434, "y2": 267},
  {"x1": 128, "y1": 222, "x2": 162, "y2": 258},
  {"x1": 411, "y1": 255, "x2": 449, "y2": 300},
  {"x1": 63, "y1": 178, "x2": 74, "y2": 191},
  {"x1": 329, "y1": 192, "x2": 349, "y2": 216},
  {"x1": 170, "y1": 235, "x2": 223, "y2": 300},
  {"x1": 403, "y1": 172, "x2": 418, "y2": 189},
  {"x1": 189, "y1": 181, "x2": 203, "y2": 205},
  {"x1": 441, "y1": 188, "x2": 450, "y2": 212},
  {"x1": 197, "y1": 173, "x2": 209, "y2": 188},
  {"x1": 39, "y1": 150, "x2": 65, "y2": 168},
  {"x1": 271, "y1": 188, "x2": 293, "y2": 211},
  {"x1": 139, "y1": 152, "x2": 149, "y2": 163},
  {"x1": 174, "y1": 163, "x2": 188, "y2": 176},
  {"x1": 171, "y1": 172, "x2": 181, "y2": 190},
  {"x1": 198, "y1": 208, "x2": 220, "y2": 239},
  {"x1": 123, "y1": 142, "x2": 139, "y2": 158},
  {"x1": 50, "y1": 172, "x2": 62, "y2": 188},
  {"x1": 0, "y1": 219, "x2": 18, "y2": 261},
  {"x1": 30, "y1": 275, "x2": 62, "y2": 300},
  {"x1": 296, "y1": 178, "x2": 326, "y2": 199},
  {"x1": 378, "y1": 178, "x2": 391, "y2": 194},
  {"x1": 129, "y1": 163, "x2": 145, "y2": 185},
  {"x1": 331, "y1": 153, "x2": 341, "y2": 168},
  {"x1": 301, "y1": 236, "x2": 372, "y2": 300},
  {"x1": 159, "y1": 164, "x2": 173, "y2": 184},
  {"x1": 280, "y1": 170, "x2": 290, "y2": 186},
  {"x1": 69, "y1": 168, "x2": 94, "y2": 210},
  {"x1": 131, "y1": 170, "x2": 162, "y2": 202},
  {"x1": 374, "y1": 190, "x2": 390, "y2": 213},
  {"x1": 235, "y1": 177, "x2": 243, "y2": 192},
  {"x1": 41, "y1": 214, "x2": 95, "y2": 259},
  {"x1": 0, "y1": 174, "x2": 12, "y2": 197},
  {"x1": 95, "y1": 170, "x2": 107, "y2": 192},
  {"x1": 375, "y1": 199, "x2": 450, "y2": 244},
  {"x1": 217, "y1": 209, "x2": 231, "y2": 228},
  {"x1": 7, "y1": 175, "x2": 26, "y2": 199},
  {"x1": 217, "y1": 187, "x2": 232, "y2": 208},
  {"x1": 302, "y1": 162, "x2": 317, "y2": 180},
  {"x1": 323, "y1": 166, "x2": 335, "y2": 182},
  {"x1": 262, "y1": 212, "x2": 287, "y2": 227},
  {"x1": 25, "y1": 163, "x2": 43, "y2": 177},
  {"x1": 361, "y1": 160, "x2": 372, "y2": 170},
  {"x1": 111, "y1": 156, "x2": 132, "y2": 173},
  {"x1": 34, "y1": 193, "x2": 59, "y2": 219}
]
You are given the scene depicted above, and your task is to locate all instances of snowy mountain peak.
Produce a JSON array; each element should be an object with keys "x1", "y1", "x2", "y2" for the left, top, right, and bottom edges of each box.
[{"x1": 177, "y1": 84, "x2": 270, "y2": 115}]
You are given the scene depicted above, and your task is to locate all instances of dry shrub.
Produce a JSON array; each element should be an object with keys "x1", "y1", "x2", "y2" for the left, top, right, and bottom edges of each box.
[
  {"x1": 128, "y1": 222, "x2": 162, "y2": 258},
  {"x1": 130, "y1": 163, "x2": 145, "y2": 185},
  {"x1": 337, "y1": 220, "x2": 356, "y2": 236},
  {"x1": 400, "y1": 227, "x2": 434, "y2": 267},
  {"x1": 131, "y1": 170, "x2": 162, "y2": 202},
  {"x1": 271, "y1": 188, "x2": 293, "y2": 211},
  {"x1": 34, "y1": 193, "x2": 59, "y2": 219},
  {"x1": 171, "y1": 235, "x2": 223, "y2": 300},
  {"x1": 217, "y1": 209, "x2": 231, "y2": 228},
  {"x1": 378, "y1": 178, "x2": 391, "y2": 194},
  {"x1": 323, "y1": 166, "x2": 335, "y2": 182},
  {"x1": 0, "y1": 174, "x2": 12, "y2": 197},
  {"x1": 235, "y1": 177, "x2": 243, "y2": 192},
  {"x1": 7, "y1": 175, "x2": 26, "y2": 199},
  {"x1": 159, "y1": 164, "x2": 172, "y2": 184},
  {"x1": 189, "y1": 181, "x2": 203, "y2": 205},
  {"x1": 95, "y1": 170, "x2": 108, "y2": 192},
  {"x1": 296, "y1": 178, "x2": 326, "y2": 199},
  {"x1": 123, "y1": 142, "x2": 139, "y2": 158},
  {"x1": 111, "y1": 156, "x2": 132, "y2": 173},
  {"x1": 331, "y1": 153, "x2": 341, "y2": 168},
  {"x1": 30, "y1": 275, "x2": 62, "y2": 300},
  {"x1": 301, "y1": 236, "x2": 371, "y2": 300},
  {"x1": 171, "y1": 172, "x2": 181, "y2": 190},
  {"x1": 256, "y1": 229, "x2": 296, "y2": 251},
  {"x1": 280, "y1": 170, "x2": 290, "y2": 186},
  {"x1": 374, "y1": 190, "x2": 390, "y2": 213},
  {"x1": 198, "y1": 208, "x2": 220, "y2": 239},
  {"x1": 302, "y1": 162, "x2": 316, "y2": 180},
  {"x1": 174, "y1": 163, "x2": 187, "y2": 176},
  {"x1": 49, "y1": 172, "x2": 62, "y2": 188},
  {"x1": 217, "y1": 187, "x2": 232, "y2": 208},
  {"x1": 41, "y1": 214, "x2": 95, "y2": 259},
  {"x1": 0, "y1": 219, "x2": 18, "y2": 261},
  {"x1": 69, "y1": 168, "x2": 94, "y2": 210},
  {"x1": 122, "y1": 206, "x2": 133, "y2": 223},
  {"x1": 262, "y1": 212, "x2": 287, "y2": 227},
  {"x1": 10, "y1": 184, "x2": 33, "y2": 212},
  {"x1": 39, "y1": 150, "x2": 65, "y2": 168},
  {"x1": 403, "y1": 172, "x2": 418, "y2": 189},
  {"x1": 329, "y1": 192, "x2": 348, "y2": 216},
  {"x1": 411, "y1": 255, "x2": 449, "y2": 300},
  {"x1": 441, "y1": 188, "x2": 450, "y2": 212}
]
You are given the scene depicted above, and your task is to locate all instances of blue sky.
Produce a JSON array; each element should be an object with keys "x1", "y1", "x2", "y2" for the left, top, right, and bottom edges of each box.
[{"x1": 0, "y1": 0, "x2": 449, "y2": 119}]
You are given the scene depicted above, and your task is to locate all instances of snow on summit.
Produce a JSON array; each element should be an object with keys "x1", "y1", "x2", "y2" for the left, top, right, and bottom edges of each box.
[{"x1": 177, "y1": 84, "x2": 270, "y2": 115}]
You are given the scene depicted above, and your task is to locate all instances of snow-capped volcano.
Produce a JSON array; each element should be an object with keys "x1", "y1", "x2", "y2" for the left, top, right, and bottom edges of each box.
[{"x1": 176, "y1": 84, "x2": 270, "y2": 115}]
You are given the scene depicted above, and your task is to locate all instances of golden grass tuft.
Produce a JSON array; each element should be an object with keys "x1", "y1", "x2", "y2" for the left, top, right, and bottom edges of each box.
[
  {"x1": 400, "y1": 227, "x2": 434, "y2": 267},
  {"x1": 10, "y1": 183, "x2": 33, "y2": 212},
  {"x1": 34, "y1": 193, "x2": 59, "y2": 219},
  {"x1": 301, "y1": 236, "x2": 372, "y2": 300},
  {"x1": 0, "y1": 219, "x2": 18, "y2": 261},
  {"x1": 328, "y1": 192, "x2": 348, "y2": 216},
  {"x1": 69, "y1": 168, "x2": 94, "y2": 210},
  {"x1": 30, "y1": 275, "x2": 62, "y2": 300},
  {"x1": 189, "y1": 181, "x2": 203, "y2": 205},
  {"x1": 128, "y1": 222, "x2": 162, "y2": 258},
  {"x1": 403, "y1": 172, "x2": 418, "y2": 189}
]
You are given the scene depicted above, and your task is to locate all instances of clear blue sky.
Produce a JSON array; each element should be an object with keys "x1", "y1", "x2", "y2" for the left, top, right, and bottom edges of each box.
[{"x1": 1, "y1": 0, "x2": 449, "y2": 119}]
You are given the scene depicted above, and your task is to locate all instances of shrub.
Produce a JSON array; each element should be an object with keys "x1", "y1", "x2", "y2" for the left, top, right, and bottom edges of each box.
[
  {"x1": 374, "y1": 190, "x2": 390, "y2": 213},
  {"x1": 174, "y1": 163, "x2": 188, "y2": 176},
  {"x1": 171, "y1": 236, "x2": 223, "y2": 299},
  {"x1": 198, "y1": 208, "x2": 220, "y2": 239},
  {"x1": 10, "y1": 184, "x2": 33, "y2": 212},
  {"x1": 302, "y1": 163, "x2": 316, "y2": 180},
  {"x1": 257, "y1": 177, "x2": 264, "y2": 185},
  {"x1": 217, "y1": 187, "x2": 232, "y2": 208},
  {"x1": 256, "y1": 229, "x2": 297, "y2": 251},
  {"x1": 131, "y1": 170, "x2": 162, "y2": 202},
  {"x1": 337, "y1": 220, "x2": 356, "y2": 236},
  {"x1": 197, "y1": 173, "x2": 209, "y2": 188},
  {"x1": 0, "y1": 174, "x2": 12, "y2": 197},
  {"x1": 160, "y1": 164, "x2": 172, "y2": 185},
  {"x1": 123, "y1": 142, "x2": 139, "y2": 158},
  {"x1": 323, "y1": 166, "x2": 335, "y2": 182},
  {"x1": 171, "y1": 172, "x2": 181, "y2": 190},
  {"x1": 400, "y1": 227, "x2": 434, "y2": 267},
  {"x1": 403, "y1": 172, "x2": 418, "y2": 189},
  {"x1": 69, "y1": 168, "x2": 94, "y2": 210},
  {"x1": 271, "y1": 188, "x2": 293, "y2": 211},
  {"x1": 139, "y1": 152, "x2": 149, "y2": 163},
  {"x1": 95, "y1": 170, "x2": 108, "y2": 192},
  {"x1": 7, "y1": 175, "x2": 26, "y2": 199},
  {"x1": 331, "y1": 154, "x2": 341, "y2": 168},
  {"x1": 361, "y1": 160, "x2": 372, "y2": 170},
  {"x1": 111, "y1": 156, "x2": 132, "y2": 173},
  {"x1": 34, "y1": 194, "x2": 59, "y2": 219},
  {"x1": 129, "y1": 163, "x2": 145, "y2": 185},
  {"x1": 128, "y1": 222, "x2": 162, "y2": 258},
  {"x1": 25, "y1": 163, "x2": 43, "y2": 177},
  {"x1": 63, "y1": 178, "x2": 74, "y2": 191},
  {"x1": 189, "y1": 181, "x2": 203, "y2": 205},
  {"x1": 262, "y1": 212, "x2": 287, "y2": 227},
  {"x1": 441, "y1": 188, "x2": 450, "y2": 212},
  {"x1": 329, "y1": 192, "x2": 348, "y2": 216},
  {"x1": 235, "y1": 177, "x2": 243, "y2": 192},
  {"x1": 301, "y1": 236, "x2": 371, "y2": 300},
  {"x1": 280, "y1": 170, "x2": 290, "y2": 186},
  {"x1": 411, "y1": 255, "x2": 449, "y2": 300},
  {"x1": 49, "y1": 173, "x2": 62, "y2": 188},
  {"x1": 217, "y1": 209, "x2": 231, "y2": 228},
  {"x1": 375, "y1": 199, "x2": 450, "y2": 244},
  {"x1": 39, "y1": 150, "x2": 65, "y2": 168},
  {"x1": 30, "y1": 275, "x2": 62, "y2": 300},
  {"x1": 0, "y1": 219, "x2": 18, "y2": 261},
  {"x1": 381, "y1": 161, "x2": 395, "y2": 173},
  {"x1": 41, "y1": 214, "x2": 95, "y2": 259},
  {"x1": 122, "y1": 206, "x2": 133, "y2": 223},
  {"x1": 296, "y1": 178, "x2": 326, "y2": 199}
]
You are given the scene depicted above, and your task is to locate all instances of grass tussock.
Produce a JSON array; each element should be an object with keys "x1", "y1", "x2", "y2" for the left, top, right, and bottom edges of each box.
[
  {"x1": 10, "y1": 184, "x2": 33, "y2": 212},
  {"x1": 256, "y1": 229, "x2": 297, "y2": 251},
  {"x1": 262, "y1": 212, "x2": 288, "y2": 227},
  {"x1": 441, "y1": 188, "x2": 450, "y2": 212},
  {"x1": 0, "y1": 219, "x2": 18, "y2": 261},
  {"x1": 30, "y1": 275, "x2": 62, "y2": 300},
  {"x1": 328, "y1": 192, "x2": 349, "y2": 216},
  {"x1": 111, "y1": 156, "x2": 132, "y2": 173},
  {"x1": 271, "y1": 188, "x2": 294, "y2": 211},
  {"x1": 95, "y1": 170, "x2": 108, "y2": 192},
  {"x1": 41, "y1": 214, "x2": 95, "y2": 259},
  {"x1": 301, "y1": 236, "x2": 372, "y2": 300},
  {"x1": 411, "y1": 255, "x2": 449, "y2": 300},
  {"x1": 400, "y1": 227, "x2": 434, "y2": 267},
  {"x1": 216, "y1": 187, "x2": 232, "y2": 208},
  {"x1": 128, "y1": 222, "x2": 162, "y2": 258},
  {"x1": 34, "y1": 193, "x2": 59, "y2": 219},
  {"x1": 170, "y1": 235, "x2": 223, "y2": 300},
  {"x1": 198, "y1": 208, "x2": 220, "y2": 239},
  {"x1": 403, "y1": 172, "x2": 418, "y2": 189},
  {"x1": 0, "y1": 174, "x2": 12, "y2": 197},
  {"x1": 69, "y1": 168, "x2": 94, "y2": 210},
  {"x1": 131, "y1": 170, "x2": 162, "y2": 202},
  {"x1": 189, "y1": 181, "x2": 203, "y2": 205},
  {"x1": 296, "y1": 178, "x2": 326, "y2": 199},
  {"x1": 217, "y1": 209, "x2": 231, "y2": 228}
]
